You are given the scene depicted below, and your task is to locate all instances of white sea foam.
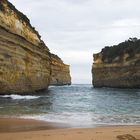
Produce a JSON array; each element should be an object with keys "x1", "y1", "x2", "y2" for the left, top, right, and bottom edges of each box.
[
  {"x1": 0, "y1": 94, "x2": 40, "y2": 100},
  {"x1": 20, "y1": 112, "x2": 93, "y2": 127},
  {"x1": 20, "y1": 112, "x2": 140, "y2": 127}
]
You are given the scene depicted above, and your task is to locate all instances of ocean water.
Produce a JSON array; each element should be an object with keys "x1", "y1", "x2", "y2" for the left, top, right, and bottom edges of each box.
[{"x1": 0, "y1": 84, "x2": 140, "y2": 128}]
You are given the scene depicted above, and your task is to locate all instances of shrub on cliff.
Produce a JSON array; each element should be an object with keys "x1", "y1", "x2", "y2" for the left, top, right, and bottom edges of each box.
[{"x1": 101, "y1": 38, "x2": 140, "y2": 63}]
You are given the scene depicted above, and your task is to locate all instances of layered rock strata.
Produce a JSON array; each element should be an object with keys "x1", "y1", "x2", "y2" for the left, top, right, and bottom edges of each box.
[
  {"x1": 0, "y1": 0, "x2": 49, "y2": 94},
  {"x1": 0, "y1": 0, "x2": 71, "y2": 94},
  {"x1": 92, "y1": 38, "x2": 140, "y2": 88},
  {"x1": 50, "y1": 54, "x2": 71, "y2": 86}
]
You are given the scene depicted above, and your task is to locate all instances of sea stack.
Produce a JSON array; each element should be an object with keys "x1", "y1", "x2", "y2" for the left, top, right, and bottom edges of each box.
[
  {"x1": 92, "y1": 38, "x2": 140, "y2": 88},
  {"x1": 0, "y1": 0, "x2": 71, "y2": 94},
  {"x1": 50, "y1": 54, "x2": 71, "y2": 86}
]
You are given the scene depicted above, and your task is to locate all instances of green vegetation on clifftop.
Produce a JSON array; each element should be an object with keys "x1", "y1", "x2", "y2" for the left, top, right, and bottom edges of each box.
[{"x1": 101, "y1": 38, "x2": 140, "y2": 63}]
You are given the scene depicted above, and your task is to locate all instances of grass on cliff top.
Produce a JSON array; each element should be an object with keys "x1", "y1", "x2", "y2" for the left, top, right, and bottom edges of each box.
[{"x1": 101, "y1": 38, "x2": 140, "y2": 63}]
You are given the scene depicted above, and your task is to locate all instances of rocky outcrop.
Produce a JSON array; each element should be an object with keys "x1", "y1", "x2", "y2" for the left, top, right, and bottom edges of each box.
[
  {"x1": 50, "y1": 54, "x2": 71, "y2": 86},
  {"x1": 92, "y1": 38, "x2": 140, "y2": 88},
  {"x1": 0, "y1": 0, "x2": 51, "y2": 94},
  {"x1": 0, "y1": 0, "x2": 66, "y2": 94}
]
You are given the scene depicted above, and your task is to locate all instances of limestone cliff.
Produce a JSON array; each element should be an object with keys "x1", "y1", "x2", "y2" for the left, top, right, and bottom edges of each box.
[
  {"x1": 0, "y1": 0, "x2": 51, "y2": 94},
  {"x1": 92, "y1": 38, "x2": 140, "y2": 88},
  {"x1": 50, "y1": 54, "x2": 71, "y2": 86},
  {"x1": 0, "y1": 0, "x2": 71, "y2": 94}
]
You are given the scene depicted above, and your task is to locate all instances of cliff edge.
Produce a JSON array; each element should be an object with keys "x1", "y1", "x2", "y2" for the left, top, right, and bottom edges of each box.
[
  {"x1": 92, "y1": 38, "x2": 140, "y2": 88},
  {"x1": 0, "y1": 0, "x2": 71, "y2": 94},
  {"x1": 50, "y1": 54, "x2": 71, "y2": 86}
]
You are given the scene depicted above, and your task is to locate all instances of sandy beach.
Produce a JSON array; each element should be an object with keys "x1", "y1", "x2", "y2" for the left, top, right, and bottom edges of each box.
[
  {"x1": 0, "y1": 118, "x2": 69, "y2": 132},
  {"x1": 0, "y1": 118, "x2": 140, "y2": 140}
]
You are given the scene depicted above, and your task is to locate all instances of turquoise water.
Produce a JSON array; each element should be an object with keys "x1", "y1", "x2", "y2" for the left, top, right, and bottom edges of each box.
[{"x1": 0, "y1": 84, "x2": 140, "y2": 127}]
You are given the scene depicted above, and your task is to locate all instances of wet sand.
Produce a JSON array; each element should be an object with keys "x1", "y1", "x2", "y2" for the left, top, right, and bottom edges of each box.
[
  {"x1": 0, "y1": 118, "x2": 69, "y2": 132},
  {"x1": 0, "y1": 118, "x2": 140, "y2": 140}
]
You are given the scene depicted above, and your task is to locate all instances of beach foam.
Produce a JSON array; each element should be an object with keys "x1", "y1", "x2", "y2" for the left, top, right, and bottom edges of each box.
[
  {"x1": 0, "y1": 95, "x2": 40, "y2": 100},
  {"x1": 20, "y1": 112, "x2": 140, "y2": 127}
]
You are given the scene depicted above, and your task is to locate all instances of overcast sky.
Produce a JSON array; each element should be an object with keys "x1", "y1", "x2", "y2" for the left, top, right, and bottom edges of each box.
[{"x1": 9, "y1": 0, "x2": 140, "y2": 84}]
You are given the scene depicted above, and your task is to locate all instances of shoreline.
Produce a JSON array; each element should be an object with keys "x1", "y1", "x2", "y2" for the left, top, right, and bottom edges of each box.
[
  {"x1": 1, "y1": 117, "x2": 140, "y2": 132},
  {"x1": 0, "y1": 118, "x2": 140, "y2": 140}
]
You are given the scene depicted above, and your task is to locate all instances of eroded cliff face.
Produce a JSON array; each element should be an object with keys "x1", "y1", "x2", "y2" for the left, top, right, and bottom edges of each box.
[
  {"x1": 92, "y1": 38, "x2": 140, "y2": 88},
  {"x1": 0, "y1": 0, "x2": 71, "y2": 93},
  {"x1": 50, "y1": 54, "x2": 71, "y2": 86},
  {"x1": 0, "y1": 0, "x2": 51, "y2": 94}
]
